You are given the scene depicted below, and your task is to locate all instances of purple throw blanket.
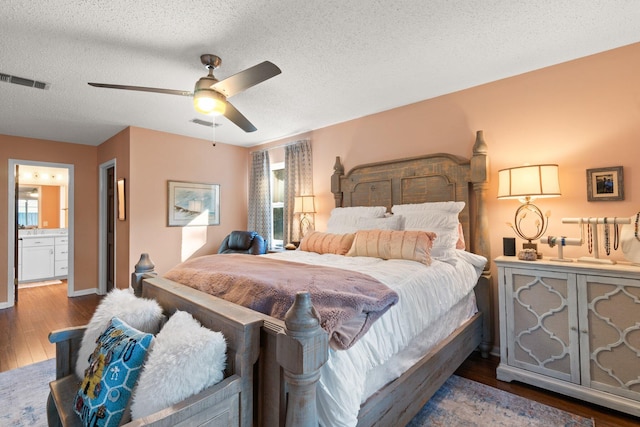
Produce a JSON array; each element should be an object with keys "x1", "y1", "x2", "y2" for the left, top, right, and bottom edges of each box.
[{"x1": 164, "y1": 254, "x2": 399, "y2": 350}]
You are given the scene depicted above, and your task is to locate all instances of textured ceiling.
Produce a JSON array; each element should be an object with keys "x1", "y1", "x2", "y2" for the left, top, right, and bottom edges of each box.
[{"x1": 1, "y1": 1, "x2": 639, "y2": 147}]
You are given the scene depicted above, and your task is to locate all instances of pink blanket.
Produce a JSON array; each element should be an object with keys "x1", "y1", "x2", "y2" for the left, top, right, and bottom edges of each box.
[{"x1": 164, "y1": 254, "x2": 399, "y2": 350}]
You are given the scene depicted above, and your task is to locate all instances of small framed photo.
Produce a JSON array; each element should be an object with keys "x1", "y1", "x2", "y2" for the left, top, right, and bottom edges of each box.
[
  {"x1": 586, "y1": 166, "x2": 624, "y2": 201},
  {"x1": 168, "y1": 181, "x2": 220, "y2": 226}
]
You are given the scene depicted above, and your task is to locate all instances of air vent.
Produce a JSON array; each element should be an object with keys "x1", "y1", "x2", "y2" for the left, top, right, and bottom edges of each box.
[
  {"x1": 190, "y1": 118, "x2": 221, "y2": 128},
  {"x1": 0, "y1": 73, "x2": 50, "y2": 90}
]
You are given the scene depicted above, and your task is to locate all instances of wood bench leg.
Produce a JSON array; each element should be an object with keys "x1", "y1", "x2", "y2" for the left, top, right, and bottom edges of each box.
[{"x1": 47, "y1": 392, "x2": 63, "y2": 427}]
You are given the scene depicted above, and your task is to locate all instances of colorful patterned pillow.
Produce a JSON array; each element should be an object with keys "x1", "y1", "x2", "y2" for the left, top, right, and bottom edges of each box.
[{"x1": 73, "y1": 317, "x2": 154, "y2": 427}]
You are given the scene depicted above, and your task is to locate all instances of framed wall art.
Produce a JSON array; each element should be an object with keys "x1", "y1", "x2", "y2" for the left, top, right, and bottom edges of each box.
[
  {"x1": 167, "y1": 181, "x2": 220, "y2": 226},
  {"x1": 117, "y1": 178, "x2": 126, "y2": 220},
  {"x1": 586, "y1": 166, "x2": 624, "y2": 202}
]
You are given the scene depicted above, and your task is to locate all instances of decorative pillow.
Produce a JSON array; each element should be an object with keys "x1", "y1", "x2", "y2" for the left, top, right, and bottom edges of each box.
[
  {"x1": 74, "y1": 317, "x2": 154, "y2": 427},
  {"x1": 326, "y1": 206, "x2": 387, "y2": 234},
  {"x1": 391, "y1": 202, "x2": 465, "y2": 260},
  {"x1": 130, "y1": 311, "x2": 227, "y2": 420},
  {"x1": 299, "y1": 231, "x2": 355, "y2": 255},
  {"x1": 355, "y1": 215, "x2": 403, "y2": 231},
  {"x1": 346, "y1": 230, "x2": 436, "y2": 265},
  {"x1": 75, "y1": 288, "x2": 164, "y2": 379}
]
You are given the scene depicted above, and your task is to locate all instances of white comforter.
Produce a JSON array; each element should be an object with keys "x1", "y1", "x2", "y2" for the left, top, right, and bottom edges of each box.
[{"x1": 264, "y1": 250, "x2": 486, "y2": 426}]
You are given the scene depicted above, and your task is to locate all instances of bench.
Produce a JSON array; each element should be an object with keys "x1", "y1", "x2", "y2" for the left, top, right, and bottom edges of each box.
[{"x1": 47, "y1": 274, "x2": 263, "y2": 427}]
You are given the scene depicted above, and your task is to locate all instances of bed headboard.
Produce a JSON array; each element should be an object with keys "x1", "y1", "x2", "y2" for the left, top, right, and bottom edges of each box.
[{"x1": 330, "y1": 130, "x2": 490, "y2": 266}]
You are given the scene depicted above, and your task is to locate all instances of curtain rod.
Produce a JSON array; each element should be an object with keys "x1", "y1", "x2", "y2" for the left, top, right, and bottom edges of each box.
[{"x1": 248, "y1": 138, "x2": 310, "y2": 154}]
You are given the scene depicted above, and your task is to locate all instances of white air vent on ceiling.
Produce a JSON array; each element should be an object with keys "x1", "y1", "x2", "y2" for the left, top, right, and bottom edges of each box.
[
  {"x1": 0, "y1": 73, "x2": 50, "y2": 90},
  {"x1": 190, "y1": 118, "x2": 221, "y2": 128}
]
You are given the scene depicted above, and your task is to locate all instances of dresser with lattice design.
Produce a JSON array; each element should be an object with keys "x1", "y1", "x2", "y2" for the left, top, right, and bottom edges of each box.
[{"x1": 496, "y1": 256, "x2": 640, "y2": 417}]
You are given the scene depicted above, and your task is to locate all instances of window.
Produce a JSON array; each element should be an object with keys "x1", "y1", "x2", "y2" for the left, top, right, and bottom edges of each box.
[
  {"x1": 271, "y1": 163, "x2": 285, "y2": 248},
  {"x1": 17, "y1": 186, "x2": 39, "y2": 227}
]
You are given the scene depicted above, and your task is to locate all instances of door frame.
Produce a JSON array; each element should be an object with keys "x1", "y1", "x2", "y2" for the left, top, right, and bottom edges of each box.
[
  {"x1": 98, "y1": 159, "x2": 117, "y2": 295},
  {"x1": 5, "y1": 159, "x2": 75, "y2": 307}
]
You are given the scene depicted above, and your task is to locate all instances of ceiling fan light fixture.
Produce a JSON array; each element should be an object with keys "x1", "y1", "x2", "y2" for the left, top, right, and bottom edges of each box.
[{"x1": 193, "y1": 89, "x2": 226, "y2": 116}]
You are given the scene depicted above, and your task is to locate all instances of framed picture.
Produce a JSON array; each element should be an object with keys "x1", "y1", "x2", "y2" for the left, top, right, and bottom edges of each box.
[
  {"x1": 586, "y1": 166, "x2": 624, "y2": 201},
  {"x1": 168, "y1": 181, "x2": 220, "y2": 226},
  {"x1": 117, "y1": 178, "x2": 126, "y2": 221}
]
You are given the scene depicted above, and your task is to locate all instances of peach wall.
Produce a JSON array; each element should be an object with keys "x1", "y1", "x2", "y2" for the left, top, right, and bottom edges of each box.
[
  {"x1": 0, "y1": 135, "x2": 98, "y2": 305},
  {"x1": 256, "y1": 42, "x2": 640, "y2": 350},
  {"x1": 40, "y1": 185, "x2": 60, "y2": 228},
  {"x1": 128, "y1": 127, "x2": 249, "y2": 275},
  {"x1": 97, "y1": 128, "x2": 131, "y2": 289}
]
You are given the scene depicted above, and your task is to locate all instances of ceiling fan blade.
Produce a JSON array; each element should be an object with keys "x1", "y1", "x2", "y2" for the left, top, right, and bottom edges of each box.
[
  {"x1": 223, "y1": 101, "x2": 257, "y2": 132},
  {"x1": 211, "y1": 61, "x2": 281, "y2": 98},
  {"x1": 88, "y1": 82, "x2": 192, "y2": 97}
]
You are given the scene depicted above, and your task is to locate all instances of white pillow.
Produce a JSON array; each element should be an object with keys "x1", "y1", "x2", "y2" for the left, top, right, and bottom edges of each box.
[
  {"x1": 356, "y1": 215, "x2": 403, "y2": 231},
  {"x1": 130, "y1": 310, "x2": 227, "y2": 420},
  {"x1": 392, "y1": 202, "x2": 465, "y2": 260},
  {"x1": 326, "y1": 206, "x2": 387, "y2": 234},
  {"x1": 75, "y1": 288, "x2": 164, "y2": 379}
]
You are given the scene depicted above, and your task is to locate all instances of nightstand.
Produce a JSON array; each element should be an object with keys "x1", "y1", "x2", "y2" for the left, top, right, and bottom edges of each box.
[{"x1": 495, "y1": 256, "x2": 640, "y2": 417}]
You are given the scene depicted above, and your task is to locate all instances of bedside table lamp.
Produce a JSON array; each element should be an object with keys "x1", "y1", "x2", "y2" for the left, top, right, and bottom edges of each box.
[
  {"x1": 294, "y1": 195, "x2": 316, "y2": 240},
  {"x1": 498, "y1": 164, "x2": 560, "y2": 255}
]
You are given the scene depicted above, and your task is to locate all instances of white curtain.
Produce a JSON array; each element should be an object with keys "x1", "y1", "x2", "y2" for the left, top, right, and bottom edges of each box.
[
  {"x1": 247, "y1": 150, "x2": 272, "y2": 248},
  {"x1": 284, "y1": 140, "x2": 313, "y2": 244}
]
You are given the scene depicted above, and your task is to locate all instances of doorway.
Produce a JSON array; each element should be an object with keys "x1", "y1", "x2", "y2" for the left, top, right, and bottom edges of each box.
[
  {"x1": 98, "y1": 160, "x2": 116, "y2": 295},
  {"x1": 7, "y1": 160, "x2": 74, "y2": 307}
]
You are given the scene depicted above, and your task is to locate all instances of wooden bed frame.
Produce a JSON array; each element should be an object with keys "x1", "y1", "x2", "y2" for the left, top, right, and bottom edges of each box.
[{"x1": 132, "y1": 130, "x2": 492, "y2": 426}]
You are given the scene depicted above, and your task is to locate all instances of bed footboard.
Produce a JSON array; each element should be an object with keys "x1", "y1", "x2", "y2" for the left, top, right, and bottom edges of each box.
[{"x1": 132, "y1": 255, "x2": 265, "y2": 427}]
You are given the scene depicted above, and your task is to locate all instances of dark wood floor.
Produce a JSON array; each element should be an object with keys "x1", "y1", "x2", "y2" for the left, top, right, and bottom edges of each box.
[
  {"x1": 0, "y1": 282, "x2": 101, "y2": 372},
  {"x1": 1, "y1": 283, "x2": 637, "y2": 426}
]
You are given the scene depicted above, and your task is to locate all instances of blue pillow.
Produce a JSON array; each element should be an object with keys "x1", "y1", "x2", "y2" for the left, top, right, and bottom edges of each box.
[{"x1": 73, "y1": 317, "x2": 154, "y2": 427}]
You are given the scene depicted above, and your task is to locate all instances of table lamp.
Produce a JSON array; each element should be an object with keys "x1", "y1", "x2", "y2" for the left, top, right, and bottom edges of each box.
[
  {"x1": 498, "y1": 164, "x2": 560, "y2": 256},
  {"x1": 294, "y1": 195, "x2": 316, "y2": 240}
]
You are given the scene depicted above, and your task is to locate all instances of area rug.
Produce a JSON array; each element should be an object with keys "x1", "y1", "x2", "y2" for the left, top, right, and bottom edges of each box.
[
  {"x1": 0, "y1": 358, "x2": 54, "y2": 427},
  {"x1": 407, "y1": 375, "x2": 593, "y2": 426},
  {"x1": 0, "y1": 360, "x2": 593, "y2": 426}
]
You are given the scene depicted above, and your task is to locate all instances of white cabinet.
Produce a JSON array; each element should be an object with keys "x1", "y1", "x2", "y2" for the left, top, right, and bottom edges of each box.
[
  {"x1": 21, "y1": 237, "x2": 55, "y2": 282},
  {"x1": 496, "y1": 256, "x2": 640, "y2": 417},
  {"x1": 19, "y1": 234, "x2": 69, "y2": 282},
  {"x1": 54, "y1": 236, "x2": 68, "y2": 277}
]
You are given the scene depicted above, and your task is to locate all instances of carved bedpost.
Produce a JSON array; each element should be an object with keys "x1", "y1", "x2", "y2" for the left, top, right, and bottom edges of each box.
[
  {"x1": 277, "y1": 292, "x2": 329, "y2": 427},
  {"x1": 470, "y1": 130, "x2": 493, "y2": 358},
  {"x1": 131, "y1": 253, "x2": 156, "y2": 297},
  {"x1": 331, "y1": 156, "x2": 344, "y2": 207}
]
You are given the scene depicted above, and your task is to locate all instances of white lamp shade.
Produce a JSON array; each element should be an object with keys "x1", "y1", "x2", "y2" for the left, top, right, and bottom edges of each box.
[
  {"x1": 498, "y1": 164, "x2": 560, "y2": 199},
  {"x1": 294, "y1": 195, "x2": 316, "y2": 213}
]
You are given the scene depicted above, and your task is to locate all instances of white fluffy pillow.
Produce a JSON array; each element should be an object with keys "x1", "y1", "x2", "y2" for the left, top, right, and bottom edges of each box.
[
  {"x1": 356, "y1": 215, "x2": 403, "y2": 231},
  {"x1": 392, "y1": 202, "x2": 465, "y2": 260},
  {"x1": 75, "y1": 288, "x2": 164, "y2": 379},
  {"x1": 326, "y1": 206, "x2": 387, "y2": 234},
  {"x1": 130, "y1": 310, "x2": 227, "y2": 420}
]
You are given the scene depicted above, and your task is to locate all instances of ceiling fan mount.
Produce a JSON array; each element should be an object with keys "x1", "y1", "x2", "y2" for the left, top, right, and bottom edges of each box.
[
  {"x1": 200, "y1": 54, "x2": 222, "y2": 71},
  {"x1": 88, "y1": 54, "x2": 281, "y2": 133}
]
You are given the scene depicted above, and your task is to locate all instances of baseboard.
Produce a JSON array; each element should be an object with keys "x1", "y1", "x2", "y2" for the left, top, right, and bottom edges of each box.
[{"x1": 69, "y1": 288, "x2": 98, "y2": 297}]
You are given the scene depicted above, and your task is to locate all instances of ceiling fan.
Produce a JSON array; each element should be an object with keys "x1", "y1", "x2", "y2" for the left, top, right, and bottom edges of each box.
[{"x1": 88, "y1": 54, "x2": 281, "y2": 132}]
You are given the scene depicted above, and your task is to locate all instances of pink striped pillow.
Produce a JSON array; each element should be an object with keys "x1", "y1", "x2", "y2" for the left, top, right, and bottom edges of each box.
[
  {"x1": 346, "y1": 230, "x2": 436, "y2": 265},
  {"x1": 299, "y1": 231, "x2": 355, "y2": 255}
]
